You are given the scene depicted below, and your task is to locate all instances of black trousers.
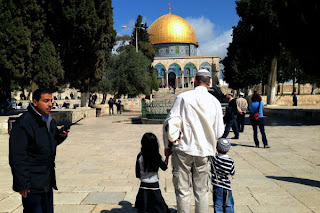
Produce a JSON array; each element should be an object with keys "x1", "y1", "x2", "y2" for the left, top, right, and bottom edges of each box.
[
  {"x1": 222, "y1": 115, "x2": 239, "y2": 138},
  {"x1": 22, "y1": 189, "x2": 53, "y2": 213},
  {"x1": 236, "y1": 112, "x2": 246, "y2": 132}
]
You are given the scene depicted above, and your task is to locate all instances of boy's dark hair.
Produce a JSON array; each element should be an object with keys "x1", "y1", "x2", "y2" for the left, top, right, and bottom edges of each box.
[
  {"x1": 141, "y1": 132, "x2": 161, "y2": 173},
  {"x1": 33, "y1": 88, "x2": 52, "y2": 101},
  {"x1": 217, "y1": 150, "x2": 227, "y2": 154},
  {"x1": 251, "y1": 93, "x2": 262, "y2": 102},
  {"x1": 196, "y1": 75, "x2": 210, "y2": 85}
]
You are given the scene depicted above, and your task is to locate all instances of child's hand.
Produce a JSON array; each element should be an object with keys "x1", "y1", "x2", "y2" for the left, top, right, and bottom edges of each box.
[{"x1": 164, "y1": 148, "x2": 171, "y2": 157}]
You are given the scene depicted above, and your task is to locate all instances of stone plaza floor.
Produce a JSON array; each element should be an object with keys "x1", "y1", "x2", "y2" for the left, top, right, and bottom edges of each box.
[{"x1": 0, "y1": 111, "x2": 320, "y2": 213}]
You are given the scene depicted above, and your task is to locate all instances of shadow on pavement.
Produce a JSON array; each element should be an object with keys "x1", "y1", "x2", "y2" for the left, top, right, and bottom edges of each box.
[
  {"x1": 100, "y1": 201, "x2": 176, "y2": 213},
  {"x1": 231, "y1": 143, "x2": 255, "y2": 148},
  {"x1": 242, "y1": 115, "x2": 320, "y2": 127},
  {"x1": 100, "y1": 201, "x2": 136, "y2": 213},
  {"x1": 266, "y1": 176, "x2": 320, "y2": 188}
]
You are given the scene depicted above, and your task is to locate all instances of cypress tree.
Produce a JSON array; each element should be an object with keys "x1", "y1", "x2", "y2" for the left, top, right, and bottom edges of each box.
[{"x1": 0, "y1": 0, "x2": 31, "y2": 97}]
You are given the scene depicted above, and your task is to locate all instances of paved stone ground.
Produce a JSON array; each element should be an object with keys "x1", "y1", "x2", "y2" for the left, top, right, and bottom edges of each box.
[{"x1": 0, "y1": 111, "x2": 320, "y2": 213}]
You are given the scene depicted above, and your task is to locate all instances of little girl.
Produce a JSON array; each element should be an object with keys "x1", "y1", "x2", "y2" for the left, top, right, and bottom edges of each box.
[{"x1": 135, "y1": 133, "x2": 170, "y2": 213}]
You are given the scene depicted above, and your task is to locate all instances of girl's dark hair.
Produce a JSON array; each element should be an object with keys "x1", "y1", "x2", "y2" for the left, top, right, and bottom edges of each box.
[
  {"x1": 141, "y1": 133, "x2": 160, "y2": 173},
  {"x1": 251, "y1": 93, "x2": 262, "y2": 102}
]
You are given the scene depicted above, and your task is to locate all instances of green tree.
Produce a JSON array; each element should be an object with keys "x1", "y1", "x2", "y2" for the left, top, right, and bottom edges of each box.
[
  {"x1": 0, "y1": 0, "x2": 31, "y2": 98},
  {"x1": 93, "y1": 69, "x2": 113, "y2": 104},
  {"x1": 0, "y1": 0, "x2": 65, "y2": 94},
  {"x1": 226, "y1": 0, "x2": 319, "y2": 102},
  {"x1": 109, "y1": 48, "x2": 153, "y2": 97},
  {"x1": 222, "y1": 21, "x2": 269, "y2": 91},
  {"x1": 150, "y1": 71, "x2": 159, "y2": 92},
  {"x1": 276, "y1": 0, "x2": 319, "y2": 77},
  {"x1": 228, "y1": 0, "x2": 282, "y2": 104},
  {"x1": 33, "y1": 38, "x2": 64, "y2": 89},
  {"x1": 131, "y1": 15, "x2": 155, "y2": 61},
  {"x1": 46, "y1": 0, "x2": 116, "y2": 93},
  {"x1": 17, "y1": 0, "x2": 64, "y2": 91}
]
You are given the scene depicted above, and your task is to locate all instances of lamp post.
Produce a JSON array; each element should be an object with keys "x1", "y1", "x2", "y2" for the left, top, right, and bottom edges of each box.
[{"x1": 122, "y1": 25, "x2": 145, "y2": 52}]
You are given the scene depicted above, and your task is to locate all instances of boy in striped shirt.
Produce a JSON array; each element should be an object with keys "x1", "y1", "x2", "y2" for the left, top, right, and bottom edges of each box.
[{"x1": 211, "y1": 138, "x2": 235, "y2": 213}]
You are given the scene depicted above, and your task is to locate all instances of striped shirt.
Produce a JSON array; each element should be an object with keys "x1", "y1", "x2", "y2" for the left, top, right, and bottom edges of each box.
[{"x1": 211, "y1": 153, "x2": 235, "y2": 190}]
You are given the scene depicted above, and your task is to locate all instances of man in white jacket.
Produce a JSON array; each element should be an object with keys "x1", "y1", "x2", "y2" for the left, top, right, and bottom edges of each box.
[{"x1": 163, "y1": 69, "x2": 224, "y2": 213}]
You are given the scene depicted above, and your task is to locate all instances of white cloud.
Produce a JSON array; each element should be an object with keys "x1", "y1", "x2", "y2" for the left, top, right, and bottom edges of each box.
[{"x1": 185, "y1": 16, "x2": 233, "y2": 59}]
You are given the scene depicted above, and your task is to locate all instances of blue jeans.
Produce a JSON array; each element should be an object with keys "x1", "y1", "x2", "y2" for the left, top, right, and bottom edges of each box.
[
  {"x1": 250, "y1": 117, "x2": 268, "y2": 146},
  {"x1": 213, "y1": 187, "x2": 234, "y2": 213}
]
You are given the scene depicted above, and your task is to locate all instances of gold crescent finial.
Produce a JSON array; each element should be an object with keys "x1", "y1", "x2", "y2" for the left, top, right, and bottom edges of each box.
[{"x1": 169, "y1": 2, "x2": 171, "y2": 14}]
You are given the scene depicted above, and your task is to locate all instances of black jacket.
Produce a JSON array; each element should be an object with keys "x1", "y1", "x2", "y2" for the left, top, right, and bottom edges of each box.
[
  {"x1": 9, "y1": 105, "x2": 67, "y2": 193},
  {"x1": 224, "y1": 98, "x2": 238, "y2": 122}
]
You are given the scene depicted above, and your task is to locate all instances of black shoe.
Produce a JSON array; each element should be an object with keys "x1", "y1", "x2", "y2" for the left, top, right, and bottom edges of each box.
[
  {"x1": 231, "y1": 137, "x2": 239, "y2": 139},
  {"x1": 255, "y1": 144, "x2": 260, "y2": 148},
  {"x1": 264, "y1": 145, "x2": 270, "y2": 148}
]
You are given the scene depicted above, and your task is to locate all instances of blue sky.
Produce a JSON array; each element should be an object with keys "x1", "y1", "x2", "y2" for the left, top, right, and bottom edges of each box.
[{"x1": 113, "y1": 0, "x2": 240, "y2": 58}]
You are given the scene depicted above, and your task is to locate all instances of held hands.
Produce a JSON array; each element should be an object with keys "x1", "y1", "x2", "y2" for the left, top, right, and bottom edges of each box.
[
  {"x1": 164, "y1": 148, "x2": 172, "y2": 165},
  {"x1": 164, "y1": 148, "x2": 172, "y2": 157},
  {"x1": 19, "y1": 189, "x2": 30, "y2": 198}
]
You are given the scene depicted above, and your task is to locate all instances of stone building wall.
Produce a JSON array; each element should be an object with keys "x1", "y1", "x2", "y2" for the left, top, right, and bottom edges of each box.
[{"x1": 260, "y1": 95, "x2": 320, "y2": 106}]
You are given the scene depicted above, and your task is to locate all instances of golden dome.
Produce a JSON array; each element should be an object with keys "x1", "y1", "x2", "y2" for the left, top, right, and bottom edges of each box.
[{"x1": 148, "y1": 13, "x2": 198, "y2": 46}]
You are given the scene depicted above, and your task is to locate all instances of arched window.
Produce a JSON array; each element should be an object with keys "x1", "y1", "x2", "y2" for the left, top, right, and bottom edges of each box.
[{"x1": 184, "y1": 63, "x2": 197, "y2": 77}]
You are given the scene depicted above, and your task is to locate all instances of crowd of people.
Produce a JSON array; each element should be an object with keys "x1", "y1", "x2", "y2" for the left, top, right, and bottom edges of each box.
[
  {"x1": 108, "y1": 97, "x2": 122, "y2": 115},
  {"x1": 9, "y1": 71, "x2": 271, "y2": 213},
  {"x1": 222, "y1": 91, "x2": 269, "y2": 149}
]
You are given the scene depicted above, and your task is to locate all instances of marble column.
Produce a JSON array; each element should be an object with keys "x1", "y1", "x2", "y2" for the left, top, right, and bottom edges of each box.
[
  {"x1": 165, "y1": 71, "x2": 169, "y2": 88},
  {"x1": 175, "y1": 76, "x2": 178, "y2": 88},
  {"x1": 181, "y1": 71, "x2": 185, "y2": 88}
]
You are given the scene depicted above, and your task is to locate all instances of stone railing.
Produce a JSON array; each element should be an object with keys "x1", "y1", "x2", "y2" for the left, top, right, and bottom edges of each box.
[
  {"x1": 141, "y1": 101, "x2": 174, "y2": 120},
  {"x1": 260, "y1": 95, "x2": 320, "y2": 106},
  {"x1": 0, "y1": 107, "x2": 109, "y2": 134}
]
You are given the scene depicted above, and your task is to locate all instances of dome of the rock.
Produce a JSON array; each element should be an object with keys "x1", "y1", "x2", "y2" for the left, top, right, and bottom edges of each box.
[{"x1": 148, "y1": 13, "x2": 198, "y2": 46}]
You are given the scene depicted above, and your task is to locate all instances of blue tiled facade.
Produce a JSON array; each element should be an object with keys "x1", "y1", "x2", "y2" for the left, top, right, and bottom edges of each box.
[
  {"x1": 155, "y1": 64, "x2": 166, "y2": 77},
  {"x1": 154, "y1": 43, "x2": 198, "y2": 57}
]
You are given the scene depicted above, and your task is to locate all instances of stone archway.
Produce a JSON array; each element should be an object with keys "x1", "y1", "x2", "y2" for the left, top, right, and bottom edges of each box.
[
  {"x1": 152, "y1": 55, "x2": 220, "y2": 88},
  {"x1": 168, "y1": 72, "x2": 176, "y2": 88}
]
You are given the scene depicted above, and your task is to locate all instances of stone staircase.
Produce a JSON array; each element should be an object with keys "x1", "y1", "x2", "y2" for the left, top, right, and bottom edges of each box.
[
  {"x1": 152, "y1": 88, "x2": 193, "y2": 102},
  {"x1": 151, "y1": 87, "x2": 228, "y2": 115}
]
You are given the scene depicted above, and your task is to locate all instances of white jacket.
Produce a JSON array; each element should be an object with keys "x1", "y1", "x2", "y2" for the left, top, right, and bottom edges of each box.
[{"x1": 163, "y1": 86, "x2": 224, "y2": 157}]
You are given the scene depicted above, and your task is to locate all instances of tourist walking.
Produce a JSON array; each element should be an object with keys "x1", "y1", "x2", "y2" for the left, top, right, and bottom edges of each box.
[
  {"x1": 108, "y1": 97, "x2": 114, "y2": 115},
  {"x1": 222, "y1": 93, "x2": 239, "y2": 139},
  {"x1": 92, "y1": 93, "x2": 98, "y2": 105},
  {"x1": 135, "y1": 133, "x2": 170, "y2": 213},
  {"x1": 211, "y1": 138, "x2": 235, "y2": 213},
  {"x1": 116, "y1": 99, "x2": 122, "y2": 114},
  {"x1": 236, "y1": 92, "x2": 248, "y2": 132},
  {"x1": 293, "y1": 93, "x2": 298, "y2": 106},
  {"x1": 164, "y1": 69, "x2": 224, "y2": 213},
  {"x1": 9, "y1": 88, "x2": 69, "y2": 213},
  {"x1": 249, "y1": 93, "x2": 270, "y2": 148}
]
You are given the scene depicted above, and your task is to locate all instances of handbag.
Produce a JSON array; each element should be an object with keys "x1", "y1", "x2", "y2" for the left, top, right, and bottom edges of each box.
[{"x1": 250, "y1": 101, "x2": 261, "y2": 120}]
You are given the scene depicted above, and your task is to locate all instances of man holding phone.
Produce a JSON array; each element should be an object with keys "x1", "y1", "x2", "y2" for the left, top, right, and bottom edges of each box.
[{"x1": 9, "y1": 88, "x2": 69, "y2": 213}]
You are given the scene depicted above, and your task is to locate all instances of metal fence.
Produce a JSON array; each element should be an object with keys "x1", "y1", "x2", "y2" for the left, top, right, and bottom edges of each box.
[{"x1": 141, "y1": 100, "x2": 174, "y2": 120}]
